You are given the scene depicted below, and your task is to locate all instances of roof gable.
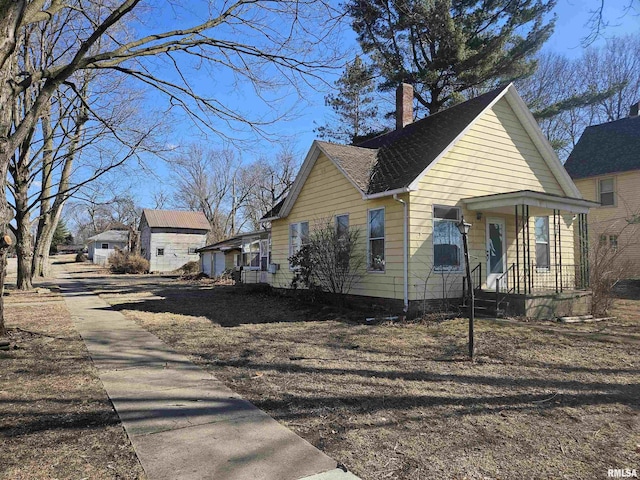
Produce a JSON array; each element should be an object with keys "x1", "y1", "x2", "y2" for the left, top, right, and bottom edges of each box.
[
  {"x1": 268, "y1": 84, "x2": 580, "y2": 220},
  {"x1": 565, "y1": 116, "x2": 640, "y2": 179},
  {"x1": 141, "y1": 209, "x2": 210, "y2": 230}
]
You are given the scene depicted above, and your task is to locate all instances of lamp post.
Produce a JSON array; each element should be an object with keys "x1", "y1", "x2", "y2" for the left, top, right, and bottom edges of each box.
[{"x1": 458, "y1": 217, "x2": 474, "y2": 360}]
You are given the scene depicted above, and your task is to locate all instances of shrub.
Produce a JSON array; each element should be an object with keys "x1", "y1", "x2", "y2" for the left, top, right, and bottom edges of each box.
[
  {"x1": 108, "y1": 249, "x2": 149, "y2": 274},
  {"x1": 75, "y1": 252, "x2": 87, "y2": 262}
]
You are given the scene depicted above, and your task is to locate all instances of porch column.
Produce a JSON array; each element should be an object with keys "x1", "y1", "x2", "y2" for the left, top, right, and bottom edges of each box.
[
  {"x1": 515, "y1": 205, "x2": 520, "y2": 294},
  {"x1": 578, "y1": 213, "x2": 590, "y2": 289}
]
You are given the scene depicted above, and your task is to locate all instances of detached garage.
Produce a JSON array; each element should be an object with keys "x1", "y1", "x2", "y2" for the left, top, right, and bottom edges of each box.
[{"x1": 197, "y1": 236, "x2": 242, "y2": 277}]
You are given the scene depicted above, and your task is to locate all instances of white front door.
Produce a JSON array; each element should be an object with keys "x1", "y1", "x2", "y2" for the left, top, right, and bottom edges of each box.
[{"x1": 486, "y1": 217, "x2": 506, "y2": 289}]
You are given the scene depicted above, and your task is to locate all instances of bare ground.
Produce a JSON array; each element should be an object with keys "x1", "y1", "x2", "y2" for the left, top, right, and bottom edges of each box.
[
  {"x1": 69, "y1": 262, "x2": 640, "y2": 480},
  {"x1": 0, "y1": 272, "x2": 145, "y2": 479}
]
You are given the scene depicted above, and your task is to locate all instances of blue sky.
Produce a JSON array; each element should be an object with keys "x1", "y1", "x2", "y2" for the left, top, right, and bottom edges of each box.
[{"x1": 129, "y1": 0, "x2": 640, "y2": 208}]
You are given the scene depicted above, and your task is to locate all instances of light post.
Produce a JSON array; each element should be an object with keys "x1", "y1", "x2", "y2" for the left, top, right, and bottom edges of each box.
[{"x1": 457, "y1": 217, "x2": 474, "y2": 360}]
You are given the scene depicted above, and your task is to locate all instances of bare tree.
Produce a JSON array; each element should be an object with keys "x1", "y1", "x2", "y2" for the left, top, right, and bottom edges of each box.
[
  {"x1": 0, "y1": 0, "x2": 344, "y2": 334},
  {"x1": 170, "y1": 146, "x2": 244, "y2": 242},
  {"x1": 240, "y1": 144, "x2": 298, "y2": 230}
]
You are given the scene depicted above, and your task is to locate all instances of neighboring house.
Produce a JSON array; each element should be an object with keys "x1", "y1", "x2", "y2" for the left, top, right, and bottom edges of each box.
[
  {"x1": 261, "y1": 83, "x2": 598, "y2": 319},
  {"x1": 197, "y1": 229, "x2": 271, "y2": 282},
  {"x1": 87, "y1": 230, "x2": 129, "y2": 265},
  {"x1": 564, "y1": 108, "x2": 640, "y2": 275},
  {"x1": 139, "y1": 209, "x2": 210, "y2": 272}
]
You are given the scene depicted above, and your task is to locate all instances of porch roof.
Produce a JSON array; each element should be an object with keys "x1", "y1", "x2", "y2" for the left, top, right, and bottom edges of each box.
[{"x1": 462, "y1": 190, "x2": 599, "y2": 215}]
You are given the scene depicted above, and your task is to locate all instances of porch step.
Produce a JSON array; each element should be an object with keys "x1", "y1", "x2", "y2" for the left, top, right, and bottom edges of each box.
[{"x1": 461, "y1": 291, "x2": 508, "y2": 318}]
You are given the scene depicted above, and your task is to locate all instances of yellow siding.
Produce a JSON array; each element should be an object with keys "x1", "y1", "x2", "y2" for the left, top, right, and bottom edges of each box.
[
  {"x1": 574, "y1": 171, "x2": 640, "y2": 272},
  {"x1": 409, "y1": 97, "x2": 573, "y2": 300},
  {"x1": 270, "y1": 153, "x2": 406, "y2": 299}
]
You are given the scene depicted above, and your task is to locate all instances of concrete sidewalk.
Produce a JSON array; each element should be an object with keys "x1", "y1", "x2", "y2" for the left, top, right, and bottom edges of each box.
[{"x1": 58, "y1": 274, "x2": 359, "y2": 480}]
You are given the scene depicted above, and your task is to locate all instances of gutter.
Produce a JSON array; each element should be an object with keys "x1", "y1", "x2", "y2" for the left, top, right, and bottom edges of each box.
[
  {"x1": 393, "y1": 194, "x2": 409, "y2": 313},
  {"x1": 365, "y1": 187, "x2": 412, "y2": 200}
]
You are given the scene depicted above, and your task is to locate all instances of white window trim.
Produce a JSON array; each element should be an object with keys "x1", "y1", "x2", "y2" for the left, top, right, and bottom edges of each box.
[
  {"x1": 156, "y1": 247, "x2": 165, "y2": 256},
  {"x1": 335, "y1": 213, "x2": 349, "y2": 238},
  {"x1": 432, "y1": 205, "x2": 463, "y2": 273},
  {"x1": 367, "y1": 207, "x2": 386, "y2": 273},
  {"x1": 243, "y1": 238, "x2": 261, "y2": 271},
  {"x1": 598, "y1": 177, "x2": 616, "y2": 207}
]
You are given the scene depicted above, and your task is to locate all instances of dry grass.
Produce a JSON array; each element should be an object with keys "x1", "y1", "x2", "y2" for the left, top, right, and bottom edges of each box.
[
  {"x1": 87, "y1": 268, "x2": 639, "y2": 480},
  {"x1": 0, "y1": 286, "x2": 145, "y2": 480}
]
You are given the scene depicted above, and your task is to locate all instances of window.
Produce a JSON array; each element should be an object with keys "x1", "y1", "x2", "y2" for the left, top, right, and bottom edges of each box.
[
  {"x1": 234, "y1": 253, "x2": 241, "y2": 267},
  {"x1": 599, "y1": 234, "x2": 607, "y2": 246},
  {"x1": 156, "y1": 248, "x2": 164, "y2": 256},
  {"x1": 289, "y1": 222, "x2": 309, "y2": 258},
  {"x1": 535, "y1": 217, "x2": 550, "y2": 269},
  {"x1": 101, "y1": 243, "x2": 109, "y2": 249},
  {"x1": 336, "y1": 214, "x2": 349, "y2": 240},
  {"x1": 242, "y1": 239, "x2": 260, "y2": 269},
  {"x1": 259, "y1": 239, "x2": 269, "y2": 271},
  {"x1": 368, "y1": 208, "x2": 385, "y2": 271},
  {"x1": 433, "y1": 206, "x2": 462, "y2": 270},
  {"x1": 610, "y1": 235, "x2": 619, "y2": 251},
  {"x1": 188, "y1": 247, "x2": 198, "y2": 254},
  {"x1": 599, "y1": 178, "x2": 614, "y2": 206}
]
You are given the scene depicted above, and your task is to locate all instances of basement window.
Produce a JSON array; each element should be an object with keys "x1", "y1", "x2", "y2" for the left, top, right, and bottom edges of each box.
[{"x1": 157, "y1": 248, "x2": 164, "y2": 256}]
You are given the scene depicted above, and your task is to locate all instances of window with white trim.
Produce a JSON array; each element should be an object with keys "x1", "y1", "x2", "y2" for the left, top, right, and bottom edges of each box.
[
  {"x1": 609, "y1": 235, "x2": 619, "y2": 251},
  {"x1": 599, "y1": 178, "x2": 614, "y2": 206},
  {"x1": 433, "y1": 206, "x2": 462, "y2": 270},
  {"x1": 368, "y1": 208, "x2": 385, "y2": 271},
  {"x1": 156, "y1": 248, "x2": 164, "y2": 256},
  {"x1": 101, "y1": 243, "x2": 109, "y2": 249},
  {"x1": 188, "y1": 247, "x2": 198, "y2": 254},
  {"x1": 535, "y1": 217, "x2": 550, "y2": 269},
  {"x1": 289, "y1": 222, "x2": 309, "y2": 259}
]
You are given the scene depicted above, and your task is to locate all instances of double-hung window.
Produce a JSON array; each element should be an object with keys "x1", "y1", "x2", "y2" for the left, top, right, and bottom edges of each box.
[
  {"x1": 368, "y1": 208, "x2": 385, "y2": 271},
  {"x1": 599, "y1": 178, "x2": 614, "y2": 206},
  {"x1": 433, "y1": 206, "x2": 462, "y2": 270},
  {"x1": 535, "y1": 217, "x2": 550, "y2": 270},
  {"x1": 289, "y1": 222, "x2": 309, "y2": 260}
]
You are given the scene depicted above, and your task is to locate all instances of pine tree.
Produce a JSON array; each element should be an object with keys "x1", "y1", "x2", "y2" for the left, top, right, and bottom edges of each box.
[
  {"x1": 347, "y1": 0, "x2": 556, "y2": 115},
  {"x1": 50, "y1": 219, "x2": 73, "y2": 254},
  {"x1": 317, "y1": 56, "x2": 380, "y2": 144}
]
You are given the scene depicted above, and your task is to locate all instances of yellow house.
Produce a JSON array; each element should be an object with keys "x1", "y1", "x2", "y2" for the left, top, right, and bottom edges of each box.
[
  {"x1": 262, "y1": 84, "x2": 598, "y2": 319},
  {"x1": 564, "y1": 111, "x2": 640, "y2": 277}
]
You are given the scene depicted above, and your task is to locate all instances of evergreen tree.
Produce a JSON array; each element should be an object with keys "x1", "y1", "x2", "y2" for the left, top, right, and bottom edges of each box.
[
  {"x1": 347, "y1": 0, "x2": 556, "y2": 115},
  {"x1": 317, "y1": 57, "x2": 380, "y2": 144},
  {"x1": 50, "y1": 219, "x2": 73, "y2": 254}
]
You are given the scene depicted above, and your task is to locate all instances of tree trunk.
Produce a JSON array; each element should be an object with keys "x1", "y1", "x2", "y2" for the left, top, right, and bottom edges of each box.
[
  {"x1": 32, "y1": 208, "x2": 61, "y2": 278},
  {"x1": 0, "y1": 2, "x2": 25, "y2": 336}
]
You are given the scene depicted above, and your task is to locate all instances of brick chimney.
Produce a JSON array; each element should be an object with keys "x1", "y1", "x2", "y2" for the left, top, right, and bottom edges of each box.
[
  {"x1": 629, "y1": 101, "x2": 640, "y2": 117},
  {"x1": 396, "y1": 83, "x2": 414, "y2": 130}
]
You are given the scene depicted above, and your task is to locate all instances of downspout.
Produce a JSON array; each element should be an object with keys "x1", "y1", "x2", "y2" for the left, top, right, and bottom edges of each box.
[{"x1": 393, "y1": 194, "x2": 409, "y2": 313}]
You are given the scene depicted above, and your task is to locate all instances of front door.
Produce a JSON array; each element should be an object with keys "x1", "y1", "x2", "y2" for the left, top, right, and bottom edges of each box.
[{"x1": 486, "y1": 217, "x2": 506, "y2": 289}]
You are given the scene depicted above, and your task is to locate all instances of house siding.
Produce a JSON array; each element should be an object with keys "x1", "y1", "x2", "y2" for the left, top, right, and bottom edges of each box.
[
  {"x1": 573, "y1": 170, "x2": 640, "y2": 273},
  {"x1": 408, "y1": 97, "x2": 575, "y2": 301},
  {"x1": 270, "y1": 153, "x2": 406, "y2": 299}
]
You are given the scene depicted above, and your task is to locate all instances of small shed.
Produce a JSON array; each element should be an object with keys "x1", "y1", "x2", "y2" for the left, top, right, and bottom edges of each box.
[{"x1": 87, "y1": 230, "x2": 129, "y2": 265}]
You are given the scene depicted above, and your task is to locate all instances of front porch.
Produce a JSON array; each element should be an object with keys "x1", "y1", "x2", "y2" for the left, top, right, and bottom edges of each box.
[{"x1": 462, "y1": 190, "x2": 599, "y2": 319}]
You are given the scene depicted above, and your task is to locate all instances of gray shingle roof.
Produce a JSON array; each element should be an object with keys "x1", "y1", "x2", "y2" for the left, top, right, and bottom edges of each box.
[
  {"x1": 313, "y1": 86, "x2": 506, "y2": 195},
  {"x1": 142, "y1": 209, "x2": 210, "y2": 230},
  {"x1": 565, "y1": 116, "x2": 640, "y2": 180}
]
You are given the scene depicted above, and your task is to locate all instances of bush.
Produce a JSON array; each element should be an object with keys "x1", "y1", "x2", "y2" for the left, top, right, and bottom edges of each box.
[
  {"x1": 75, "y1": 252, "x2": 87, "y2": 262},
  {"x1": 108, "y1": 249, "x2": 149, "y2": 274}
]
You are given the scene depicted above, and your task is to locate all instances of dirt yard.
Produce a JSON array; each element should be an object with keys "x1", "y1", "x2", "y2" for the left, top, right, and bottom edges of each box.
[
  {"x1": 0, "y1": 273, "x2": 145, "y2": 479},
  {"x1": 70, "y1": 263, "x2": 637, "y2": 480}
]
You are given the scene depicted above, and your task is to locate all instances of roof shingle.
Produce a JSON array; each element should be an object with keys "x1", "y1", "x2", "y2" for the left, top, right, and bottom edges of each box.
[{"x1": 565, "y1": 116, "x2": 640, "y2": 180}]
